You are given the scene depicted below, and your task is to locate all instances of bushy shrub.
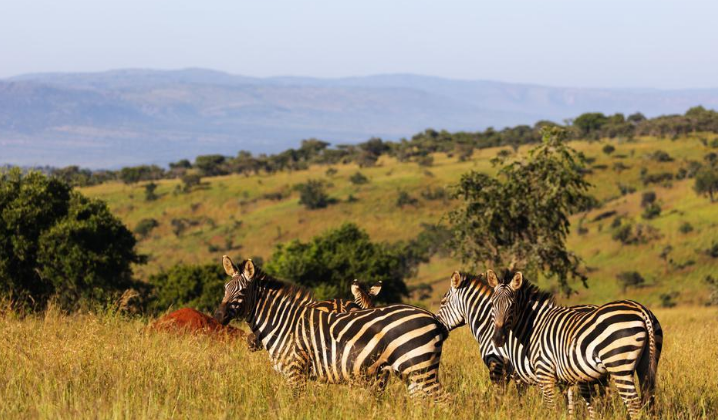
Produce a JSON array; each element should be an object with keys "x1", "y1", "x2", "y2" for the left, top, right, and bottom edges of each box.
[
  {"x1": 149, "y1": 264, "x2": 225, "y2": 313},
  {"x1": 616, "y1": 271, "x2": 646, "y2": 291},
  {"x1": 265, "y1": 223, "x2": 410, "y2": 303},
  {"x1": 349, "y1": 172, "x2": 369, "y2": 185},
  {"x1": 134, "y1": 218, "x2": 159, "y2": 239},
  {"x1": 396, "y1": 190, "x2": 419, "y2": 207},
  {"x1": 642, "y1": 203, "x2": 661, "y2": 220},
  {"x1": 602, "y1": 144, "x2": 616, "y2": 155},
  {"x1": 678, "y1": 222, "x2": 694, "y2": 234},
  {"x1": 0, "y1": 169, "x2": 143, "y2": 311},
  {"x1": 295, "y1": 179, "x2": 333, "y2": 209}
]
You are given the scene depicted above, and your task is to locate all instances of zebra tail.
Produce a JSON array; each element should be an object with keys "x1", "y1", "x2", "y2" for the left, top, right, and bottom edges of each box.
[{"x1": 639, "y1": 305, "x2": 658, "y2": 406}]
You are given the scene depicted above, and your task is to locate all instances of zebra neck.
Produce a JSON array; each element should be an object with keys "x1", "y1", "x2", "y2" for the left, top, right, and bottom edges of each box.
[{"x1": 246, "y1": 280, "x2": 314, "y2": 336}]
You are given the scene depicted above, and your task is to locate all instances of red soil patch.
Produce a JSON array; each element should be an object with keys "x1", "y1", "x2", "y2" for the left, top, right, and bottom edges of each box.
[{"x1": 151, "y1": 308, "x2": 245, "y2": 340}]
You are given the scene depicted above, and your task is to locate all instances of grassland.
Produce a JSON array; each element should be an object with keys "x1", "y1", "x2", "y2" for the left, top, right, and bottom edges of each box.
[
  {"x1": 81, "y1": 133, "x2": 718, "y2": 307},
  {"x1": 1, "y1": 305, "x2": 716, "y2": 419}
]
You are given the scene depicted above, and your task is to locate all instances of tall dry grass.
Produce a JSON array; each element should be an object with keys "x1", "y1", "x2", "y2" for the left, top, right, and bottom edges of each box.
[{"x1": 1, "y1": 305, "x2": 716, "y2": 419}]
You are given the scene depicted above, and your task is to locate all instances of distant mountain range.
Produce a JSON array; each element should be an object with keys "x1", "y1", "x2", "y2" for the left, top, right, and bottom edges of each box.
[{"x1": 2, "y1": 68, "x2": 717, "y2": 168}]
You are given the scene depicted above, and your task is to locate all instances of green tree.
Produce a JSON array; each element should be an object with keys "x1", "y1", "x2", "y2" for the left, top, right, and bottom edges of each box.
[
  {"x1": 296, "y1": 179, "x2": 332, "y2": 209},
  {"x1": 144, "y1": 182, "x2": 158, "y2": 201},
  {"x1": 194, "y1": 155, "x2": 227, "y2": 176},
  {"x1": 0, "y1": 169, "x2": 143, "y2": 310},
  {"x1": 573, "y1": 112, "x2": 608, "y2": 138},
  {"x1": 694, "y1": 164, "x2": 718, "y2": 202},
  {"x1": 149, "y1": 264, "x2": 225, "y2": 313},
  {"x1": 448, "y1": 127, "x2": 592, "y2": 294},
  {"x1": 265, "y1": 223, "x2": 410, "y2": 303}
]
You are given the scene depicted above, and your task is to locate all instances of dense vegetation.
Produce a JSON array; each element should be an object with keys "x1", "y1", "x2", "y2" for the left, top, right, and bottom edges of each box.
[{"x1": 0, "y1": 169, "x2": 144, "y2": 311}]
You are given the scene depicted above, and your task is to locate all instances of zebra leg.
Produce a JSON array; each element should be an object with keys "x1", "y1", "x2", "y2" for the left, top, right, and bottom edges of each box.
[
  {"x1": 610, "y1": 373, "x2": 642, "y2": 419},
  {"x1": 406, "y1": 360, "x2": 447, "y2": 403},
  {"x1": 567, "y1": 386, "x2": 576, "y2": 418},
  {"x1": 538, "y1": 379, "x2": 559, "y2": 408},
  {"x1": 284, "y1": 347, "x2": 310, "y2": 396},
  {"x1": 371, "y1": 368, "x2": 391, "y2": 398},
  {"x1": 578, "y1": 382, "x2": 597, "y2": 420}
]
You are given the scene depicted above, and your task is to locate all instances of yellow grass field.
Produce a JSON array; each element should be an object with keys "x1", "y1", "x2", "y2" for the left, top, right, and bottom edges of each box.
[{"x1": 1, "y1": 305, "x2": 716, "y2": 419}]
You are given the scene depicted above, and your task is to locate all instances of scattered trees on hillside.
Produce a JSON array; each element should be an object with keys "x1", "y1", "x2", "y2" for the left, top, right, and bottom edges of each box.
[
  {"x1": 0, "y1": 169, "x2": 143, "y2": 310},
  {"x1": 448, "y1": 127, "x2": 593, "y2": 294},
  {"x1": 29, "y1": 107, "x2": 718, "y2": 188}
]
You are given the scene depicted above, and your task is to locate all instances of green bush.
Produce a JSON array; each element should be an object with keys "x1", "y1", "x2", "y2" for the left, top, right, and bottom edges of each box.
[
  {"x1": 602, "y1": 144, "x2": 616, "y2": 155},
  {"x1": 265, "y1": 223, "x2": 410, "y2": 303},
  {"x1": 616, "y1": 271, "x2": 646, "y2": 291},
  {"x1": 679, "y1": 222, "x2": 694, "y2": 234},
  {"x1": 349, "y1": 172, "x2": 369, "y2": 185},
  {"x1": 295, "y1": 179, "x2": 333, "y2": 209},
  {"x1": 396, "y1": 191, "x2": 419, "y2": 207},
  {"x1": 149, "y1": 264, "x2": 225, "y2": 313},
  {"x1": 642, "y1": 203, "x2": 661, "y2": 219},
  {"x1": 0, "y1": 169, "x2": 143, "y2": 310},
  {"x1": 134, "y1": 218, "x2": 159, "y2": 239}
]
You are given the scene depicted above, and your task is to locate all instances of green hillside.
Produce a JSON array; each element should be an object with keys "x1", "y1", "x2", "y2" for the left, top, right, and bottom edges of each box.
[{"x1": 81, "y1": 133, "x2": 718, "y2": 308}]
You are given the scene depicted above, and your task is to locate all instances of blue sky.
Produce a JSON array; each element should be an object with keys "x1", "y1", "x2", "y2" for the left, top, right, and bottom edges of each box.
[{"x1": 1, "y1": 0, "x2": 716, "y2": 88}]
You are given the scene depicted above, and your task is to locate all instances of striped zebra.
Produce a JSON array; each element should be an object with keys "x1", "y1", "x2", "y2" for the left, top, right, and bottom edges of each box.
[
  {"x1": 435, "y1": 271, "x2": 514, "y2": 386},
  {"x1": 485, "y1": 269, "x2": 662, "y2": 419},
  {"x1": 436, "y1": 272, "x2": 611, "y2": 405},
  {"x1": 214, "y1": 256, "x2": 448, "y2": 398},
  {"x1": 242, "y1": 278, "x2": 383, "y2": 351}
]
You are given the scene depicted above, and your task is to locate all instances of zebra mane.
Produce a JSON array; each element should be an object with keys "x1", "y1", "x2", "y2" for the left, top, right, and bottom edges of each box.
[
  {"x1": 459, "y1": 271, "x2": 489, "y2": 288},
  {"x1": 250, "y1": 265, "x2": 316, "y2": 301},
  {"x1": 514, "y1": 280, "x2": 555, "y2": 307}
]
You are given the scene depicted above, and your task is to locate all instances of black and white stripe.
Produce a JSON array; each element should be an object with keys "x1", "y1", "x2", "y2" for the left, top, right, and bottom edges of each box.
[
  {"x1": 214, "y1": 257, "x2": 448, "y2": 398},
  {"x1": 485, "y1": 269, "x2": 662, "y2": 419}
]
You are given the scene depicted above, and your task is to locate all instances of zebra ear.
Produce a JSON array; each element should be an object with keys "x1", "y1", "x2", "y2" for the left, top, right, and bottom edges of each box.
[
  {"x1": 243, "y1": 259, "x2": 256, "y2": 280},
  {"x1": 450, "y1": 271, "x2": 463, "y2": 289},
  {"x1": 222, "y1": 255, "x2": 239, "y2": 277},
  {"x1": 486, "y1": 269, "x2": 499, "y2": 288},
  {"x1": 369, "y1": 281, "x2": 382, "y2": 297},
  {"x1": 510, "y1": 272, "x2": 523, "y2": 291}
]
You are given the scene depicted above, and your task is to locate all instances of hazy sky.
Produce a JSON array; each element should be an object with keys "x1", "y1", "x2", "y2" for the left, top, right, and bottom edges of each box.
[{"x1": 1, "y1": 0, "x2": 716, "y2": 88}]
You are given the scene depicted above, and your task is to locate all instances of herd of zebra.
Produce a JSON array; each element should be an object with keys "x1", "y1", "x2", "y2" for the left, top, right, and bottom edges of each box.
[{"x1": 213, "y1": 256, "x2": 663, "y2": 419}]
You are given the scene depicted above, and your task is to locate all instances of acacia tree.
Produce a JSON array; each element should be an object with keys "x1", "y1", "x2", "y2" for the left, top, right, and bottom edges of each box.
[{"x1": 448, "y1": 127, "x2": 592, "y2": 294}]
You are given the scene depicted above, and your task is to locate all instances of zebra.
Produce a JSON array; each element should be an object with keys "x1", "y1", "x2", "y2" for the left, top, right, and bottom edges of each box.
[
  {"x1": 214, "y1": 256, "x2": 448, "y2": 399},
  {"x1": 241, "y1": 278, "x2": 383, "y2": 351},
  {"x1": 435, "y1": 272, "x2": 611, "y2": 406},
  {"x1": 485, "y1": 269, "x2": 662, "y2": 419},
  {"x1": 435, "y1": 271, "x2": 515, "y2": 387}
]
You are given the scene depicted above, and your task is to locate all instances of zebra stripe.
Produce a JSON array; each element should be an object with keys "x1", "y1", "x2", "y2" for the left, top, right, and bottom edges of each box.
[
  {"x1": 435, "y1": 272, "x2": 515, "y2": 385},
  {"x1": 485, "y1": 269, "x2": 662, "y2": 419},
  {"x1": 214, "y1": 257, "x2": 448, "y2": 399}
]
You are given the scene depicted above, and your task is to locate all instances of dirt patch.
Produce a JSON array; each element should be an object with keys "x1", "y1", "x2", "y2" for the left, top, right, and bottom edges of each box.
[{"x1": 151, "y1": 308, "x2": 245, "y2": 340}]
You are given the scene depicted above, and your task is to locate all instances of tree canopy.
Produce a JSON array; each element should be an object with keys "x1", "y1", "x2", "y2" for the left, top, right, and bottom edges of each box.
[
  {"x1": 448, "y1": 127, "x2": 593, "y2": 294},
  {"x1": 0, "y1": 169, "x2": 143, "y2": 310}
]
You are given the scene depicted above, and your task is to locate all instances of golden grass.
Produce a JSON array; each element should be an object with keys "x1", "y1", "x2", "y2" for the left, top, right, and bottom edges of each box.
[{"x1": 1, "y1": 306, "x2": 716, "y2": 419}]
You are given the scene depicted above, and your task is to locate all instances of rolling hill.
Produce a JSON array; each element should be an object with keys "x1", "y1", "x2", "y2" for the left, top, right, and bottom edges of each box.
[
  {"x1": 80, "y1": 132, "x2": 718, "y2": 308},
  {"x1": 3, "y1": 68, "x2": 718, "y2": 168}
]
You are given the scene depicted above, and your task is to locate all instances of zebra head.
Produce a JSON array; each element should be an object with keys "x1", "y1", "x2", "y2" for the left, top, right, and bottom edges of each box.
[
  {"x1": 213, "y1": 256, "x2": 257, "y2": 326},
  {"x1": 435, "y1": 271, "x2": 470, "y2": 329},
  {"x1": 487, "y1": 269, "x2": 523, "y2": 348},
  {"x1": 351, "y1": 280, "x2": 382, "y2": 309}
]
